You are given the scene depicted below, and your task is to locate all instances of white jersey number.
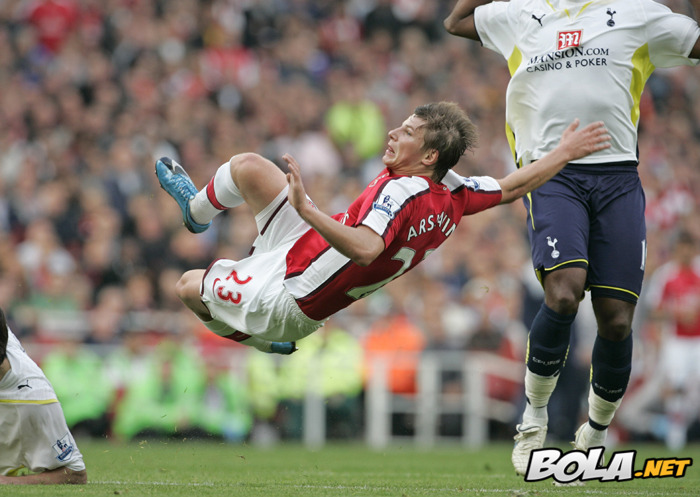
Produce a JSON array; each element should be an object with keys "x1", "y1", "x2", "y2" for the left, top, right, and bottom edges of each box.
[{"x1": 346, "y1": 247, "x2": 435, "y2": 300}]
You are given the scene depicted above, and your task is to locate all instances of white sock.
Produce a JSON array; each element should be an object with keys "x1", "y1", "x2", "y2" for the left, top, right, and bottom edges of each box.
[
  {"x1": 201, "y1": 317, "x2": 236, "y2": 336},
  {"x1": 522, "y1": 369, "x2": 559, "y2": 426},
  {"x1": 239, "y1": 335, "x2": 273, "y2": 353},
  {"x1": 588, "y1": 386, "x2": 622, "y2": 427},
  {"x1": 200, "y1": 317, "x2": 272, "y2": 353},
  {"x1": 190, "y1": 160, "x2": 244, "y2": 224},
  {"x1": 523, "y1": 403, "x2": 548, "y2": 427}
]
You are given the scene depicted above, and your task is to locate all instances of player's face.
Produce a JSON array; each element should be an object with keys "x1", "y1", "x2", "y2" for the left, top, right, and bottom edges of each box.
[{"x1": 382, "y1": 114, "x2": 431, "y2": 175}]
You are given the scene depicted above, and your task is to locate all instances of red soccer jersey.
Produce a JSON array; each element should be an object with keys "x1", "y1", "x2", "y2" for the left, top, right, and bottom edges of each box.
[
  {"x1": 27, "y1": 0, "x2": 79, "y2": 53},
  {"x1": 284, "y1": 169, "x2": 502, "y2": 320},
  {"x1": 649, "y1": 259, "x2": 700, "y2": 338}
]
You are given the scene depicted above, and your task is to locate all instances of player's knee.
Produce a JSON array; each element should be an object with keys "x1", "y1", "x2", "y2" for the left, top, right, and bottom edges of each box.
[
  {"x1": 593, "y1": 298, "x2": 634, "y2": 341},
  {"x1": 544, "y1": 289, "x2": 580, "y2": 315},
  {"x1": 597, "y1": 317, "x2": 632, "y2": 341},
  {"x1": 230, "y1": 153, "x2": 267, "y2": 185},
  {"x1": 175, "y1": 272, "x2": 197, "y2": 304},
  {"x1": 543, "y1": 270, "x2": 585, "y2": 314}
]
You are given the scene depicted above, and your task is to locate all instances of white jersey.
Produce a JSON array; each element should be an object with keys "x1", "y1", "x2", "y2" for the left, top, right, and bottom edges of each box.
[
  {"x1": 475, "y1": 0, "x2": 700, "y2": 165},
  {"x1": 0, "y1": 329, "x2": 85, "y2": 475},
  {"x1": 0, "y1": 329, "x2": 56, "y2": 402}
]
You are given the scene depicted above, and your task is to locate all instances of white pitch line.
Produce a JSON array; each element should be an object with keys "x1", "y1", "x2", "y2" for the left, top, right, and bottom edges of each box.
[
  {"x1": 92, "y1": 481, "x2": 691, "y2": 495},
  {"x1": 96, "y1": 481, "x2": 216, "y2": 486}
]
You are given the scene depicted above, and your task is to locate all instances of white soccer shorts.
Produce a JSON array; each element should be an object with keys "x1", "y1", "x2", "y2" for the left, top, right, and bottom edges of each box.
[
  {"x1": 0, "y1": 402, "x2": 85, "y2": 475},
  {"x1": 200, "y1": 186, "x2": 326, "y2": 342}
]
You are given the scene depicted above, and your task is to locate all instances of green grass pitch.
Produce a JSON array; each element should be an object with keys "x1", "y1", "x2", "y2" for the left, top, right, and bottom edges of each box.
[{"x1": 3, "y1": 439, "x2": 699, "y2": 496}]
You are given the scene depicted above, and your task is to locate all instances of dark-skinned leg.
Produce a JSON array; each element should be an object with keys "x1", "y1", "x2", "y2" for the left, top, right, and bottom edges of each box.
[
  {"x1": 575, "y1": 297, "x2": 635, "y2": 449},
  {"x1": 524, "y1": 267, "x2": 587, "y2": 418},
  {"x1": 512, "y1": 267, "x2": 587, "y2": 475}
]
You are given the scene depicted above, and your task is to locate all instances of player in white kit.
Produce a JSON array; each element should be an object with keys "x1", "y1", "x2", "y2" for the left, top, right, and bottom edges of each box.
[
  {"x1": 156, "y1": 102, "x2": 609, "y2": 358},
  {"x1": 0, "y1": 308, "x2": 87, "y2": 485},
  {"x1": 445, "y1": 0, "x2": 700, "y2": 476}
]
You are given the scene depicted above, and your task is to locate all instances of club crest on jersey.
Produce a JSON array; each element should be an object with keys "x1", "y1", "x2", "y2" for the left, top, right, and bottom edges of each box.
[
  {"x1": 547, "y1": 236, "x2": 560, "y2": 258},
  {"x1": 463, "y1": 177, "x2": 481, "y2": 191},
  {"x1": 53, "y1": 434, "x2": 74, "y2": 461},
  {"x1": 557, "y1": 30, "x2": 582, "y2": 50},
  {"x1": 372, "y1": 194, "x2": 400, "y2": 219}
]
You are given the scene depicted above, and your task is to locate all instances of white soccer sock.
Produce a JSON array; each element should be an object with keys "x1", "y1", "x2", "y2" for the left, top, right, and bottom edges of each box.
[
  {"x1": 200, "y1": 317, "x2": 272, "y2": 353},
  {"x1": 588, "y1": 386, "x2": 622, "y2": 428},
  {"x1": 189, "y1": 160, "x2": 245, "y2": 224},
  {"x1": 239, "y1": 335, "x2": 273, "y2": 353},
  {"x1": 522, "y1": 369, "x2": 559, "y2": 425},
  {"x1": 200, "y1": 317, "x2": 235, "y2": 336}
]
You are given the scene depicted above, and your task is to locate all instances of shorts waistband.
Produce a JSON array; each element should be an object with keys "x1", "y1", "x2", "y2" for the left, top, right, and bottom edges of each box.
[{"x1": 564, "y1": 161, "x2": 639, "y2": 175}]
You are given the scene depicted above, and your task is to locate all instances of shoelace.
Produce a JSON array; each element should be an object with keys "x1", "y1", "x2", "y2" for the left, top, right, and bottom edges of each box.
[{"x1": 170, "y1": 172, "x2": 196, "y2": 200}]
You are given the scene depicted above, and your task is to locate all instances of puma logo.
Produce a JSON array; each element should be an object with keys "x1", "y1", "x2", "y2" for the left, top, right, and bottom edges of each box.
[{"x1": 532, "y1": 13, "x2": 545, "y2": 27}]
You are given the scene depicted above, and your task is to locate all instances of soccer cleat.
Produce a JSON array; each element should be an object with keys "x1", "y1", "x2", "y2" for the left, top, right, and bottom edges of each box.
[
  {"x1": 512, "y1": 423, "x2": 547, "y2": 475},
  {"x1": 269, "y1": 341, "x2": 297, "y2": 355},
  {"x1": 573, "y1": 422, "x2": 607, "y2": 451},
  {"x1": 551, "y1": 422, "x2": 607, "y2": 487},
  {"x1": 155, "y1": 157, "x2": 211, "y2": 234}
]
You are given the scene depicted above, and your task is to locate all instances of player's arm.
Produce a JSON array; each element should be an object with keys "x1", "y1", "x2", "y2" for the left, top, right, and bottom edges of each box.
[
  {"x1": 444, "y1": 0, "x2": 493, "y2": 40},
  {"x1": 284, "y1": 154, "x2": 385, "y2": 267},
  {"x1": 0, "y1": 468, "x2": 87, "y2": 485},
  {"x1": 684, "y1": 0, "x2": 700, "y2": 57},
  {"x1": 671, "y1": 1, "x2": 700, "y2": 58},
  {"x1": 691, "y1": 34, "x2": 700, "y2": 58},
  {"x1": 496, "y1": 120, "x2": 611, "y2": 204}
]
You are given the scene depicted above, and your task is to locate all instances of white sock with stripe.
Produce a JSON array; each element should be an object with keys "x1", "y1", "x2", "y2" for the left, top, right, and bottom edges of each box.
[
  {"x1": 189, "y1": 160, "x2": 245, "y2": 224},
  {"x1": 200, "y1": 317, "x2": 272, "y2": 353},
  {"x1": 522, "y1": 369, "x2": 559, "y2": 426}
]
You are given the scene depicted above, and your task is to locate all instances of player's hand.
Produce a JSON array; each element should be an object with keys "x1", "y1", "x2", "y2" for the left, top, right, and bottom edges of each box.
[
  {"x1": 559, "y1": 119, "x2": 611, "y2": 161},
  {"x1": 283, "y1": 153, "x2": 310, "y2": 215}
]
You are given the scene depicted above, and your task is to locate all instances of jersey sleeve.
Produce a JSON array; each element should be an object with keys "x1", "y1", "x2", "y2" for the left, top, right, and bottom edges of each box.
[
  {"x1": 644, "y1": 0, "x2": 700, "y2": 66},
  {"x1": 474, "y1": 0, "x2": 518, "y2": 59},
  {"x1": 644, "y1": 263, "x2": 672, "y2": 310},
  {"x1": 461, "y1": 175, "x2": 502, "y2": 215},
  {"x1": 358, "y1": 177, "x2": 427, "y2": 247}
]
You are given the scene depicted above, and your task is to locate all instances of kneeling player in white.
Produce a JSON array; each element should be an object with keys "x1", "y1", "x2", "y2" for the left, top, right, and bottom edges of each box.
[{"x1": 0, "y1": 308, "x2": 87, "y2": 485}]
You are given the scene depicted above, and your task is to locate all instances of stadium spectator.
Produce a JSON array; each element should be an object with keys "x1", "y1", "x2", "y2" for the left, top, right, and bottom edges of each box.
[
  {"x1": 276, "y1": 318, "x2": 364, "y2": 439},
  {"x1": 41, "y1": 337, "x2": 113, "y2": 437},
  {"x1": 192, "y1": 358, "x2": 253, "y2": 442},
  {"x1": 324, "y1": 69, "x2": 387, "y2": 171},
  {"x1": 445, "y1": 0, "x2": 700, "y2": 475},
  {"x1": 363, "y1": 309, "x2": 426, "y2": 396},
  {"x1": 23, "y1": 0, "x2": 79, "y2": 54},
  {"x1": 0, "y1": 308, "x2": 87, "y2": 485},
  {"x1": 111, "y1": 339, "x2": 205, "y2": 440},
  {"x1": 245, "y1": 350, "x2": 282, "y2": 445},
  {"x1": 645, "y1": 229, "x2": 700, "y2": 449}
]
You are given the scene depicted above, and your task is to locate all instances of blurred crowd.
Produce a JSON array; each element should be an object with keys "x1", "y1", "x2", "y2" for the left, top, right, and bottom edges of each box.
[{"x1": 0, "y1": 0, "x2": 698, "y2": 445}]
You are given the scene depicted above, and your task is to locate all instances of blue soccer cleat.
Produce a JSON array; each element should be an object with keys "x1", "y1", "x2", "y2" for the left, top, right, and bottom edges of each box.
[
  {"x1": 269, "y1": 341, "x2": 297, "y2": 355},
  {"x1": 155, "y1": 157, "x2": 211, "y2": 234}
]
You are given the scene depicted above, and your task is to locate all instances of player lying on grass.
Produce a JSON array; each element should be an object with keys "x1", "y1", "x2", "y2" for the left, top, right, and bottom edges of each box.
[
  {"x1": 0, "y1": 307, "x2": 87, "y2": 485},
  {"x1": 156, "y1": 101, "x2": 609, "y2": 355}
]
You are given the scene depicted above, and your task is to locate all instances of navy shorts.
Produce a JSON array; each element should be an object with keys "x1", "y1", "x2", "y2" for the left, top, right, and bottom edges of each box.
[{"x1": 523, "y1": 163, "x2": 646, "y2": 304}]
